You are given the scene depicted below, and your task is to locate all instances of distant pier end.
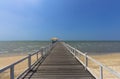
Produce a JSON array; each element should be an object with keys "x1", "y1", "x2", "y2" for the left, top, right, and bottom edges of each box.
[{"x1": 51, "y1": 37, "x2": 59, "y2": 44}]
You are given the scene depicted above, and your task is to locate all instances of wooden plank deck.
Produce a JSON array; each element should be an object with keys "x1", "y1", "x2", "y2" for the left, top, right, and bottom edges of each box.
[{"x1": 22, "y1": 42, "x2": 95, "y2": 79}]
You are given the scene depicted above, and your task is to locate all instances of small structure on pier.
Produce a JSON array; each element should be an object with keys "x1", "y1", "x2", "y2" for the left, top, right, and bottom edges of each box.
[{"x1": 51, "y1": 37, "x2": 59, "y2": 44}]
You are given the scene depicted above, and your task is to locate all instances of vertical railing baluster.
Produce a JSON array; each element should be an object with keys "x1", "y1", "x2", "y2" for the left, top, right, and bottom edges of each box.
[
  {"x1": 100, "y1": 66, "x2": 103, "y2": 79},
  {"x1": 85, "y1": 53, "x2": 88, "y2": 70},
  {"x1": 28, "y1": 54, "x2": 31, "y2": 70},
  {"x1": 41, "y1": 47, "x2": 44, "y2": 58},
  {"x1": 45, "y1": 47, "x2": 47, "y2": 55},
  {"x1": 74, "y1": 48, "x2": 76, "y2": 56},
  {"x1": 73, "y1": 48, "x2": 76, "y2": 56},
  {"x1": 10, "y1": 65, "x2": 14, "y2": 79},
  {"x1": 71, "y1": 48, "x2": 73, "y2": 54},
  {"x1": 44, "y1": 47, "x2": 46, "y2": 56},
  {"x1": 75, "y1": 48, "x2": 77, "y2": 57},
  {"x1": 37, "y1": 52, "x2": 39, "y2": 60}
]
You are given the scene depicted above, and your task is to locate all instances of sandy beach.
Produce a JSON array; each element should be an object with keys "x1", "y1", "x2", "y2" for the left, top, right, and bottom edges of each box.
[
  {"x1": 0, "y1": 54, "x2": 39, "y2": 79},
  {"x1": 0, "y1": 54, "x2": 27, "y2": 68},
  {"x1": 0, "y1": 53, "x2": 120, "y2": 79},
  {"x1": 91, "y1": 53, "x2": 120, "y2": 72},
  {"x1": 90, "y1": 53, "x2": 120, "y2": 79}
]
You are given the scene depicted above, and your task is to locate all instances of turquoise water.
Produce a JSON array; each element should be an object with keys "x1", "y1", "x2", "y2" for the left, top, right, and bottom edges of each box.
[{"x1": 0, "y1": 41, "x2": 120, "y2": 55}]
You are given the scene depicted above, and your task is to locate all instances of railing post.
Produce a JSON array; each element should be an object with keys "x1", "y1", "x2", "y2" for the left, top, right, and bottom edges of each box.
[
  {"x1": 45, "y1": 47, "x2": 47, "y2": 55},
  {"x1": 48, "y1": 45, "x2": 50, "y2": 51},
  {"x1": 41, "y1": 47, "x2": 44, "y2": 58},
  {"x1": 50, "y1": 44, "x2": 52, "y2": 50},
  {"x1": 28, "y1": 54, "x2": 31, "y2": 70},
  {"x1": 37, "y1": 52, "x2": 39, "y2": 60},
  {"x1": 10, "y1": 65, "x2": 14, "y2": 79},
  {"x1": 75, "y1": 49, "x2": 77, "y2": 56},
  {"x1": 85, "y1": 53, "x2": 88, "y2": 70},
  {"x1": 44, "y1": 47, "x2": 46, "y2": 56},
  {"x1": 45, "y1": 46, "x2": 49, "y2": 55},
  {"x1": 73, "y1": 49, "x2": 76, "y2": 56},
  {"x1": 100, "y1": 66, "x2": 103, "y2": 79},
  {"x1": 71, "y1": 48, "x2": 72, "y2": 53}
]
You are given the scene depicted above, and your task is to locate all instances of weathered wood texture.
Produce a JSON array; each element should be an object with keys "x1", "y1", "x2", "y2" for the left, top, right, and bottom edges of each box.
[{"x1": 22, "y1": 42, "x2": 95, "y2": 79}]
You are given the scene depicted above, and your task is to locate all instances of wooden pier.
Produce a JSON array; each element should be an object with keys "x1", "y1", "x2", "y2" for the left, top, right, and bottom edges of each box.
[
  {"x1": 0, "y1": 42, "x2": 120, "y2": 79},
  {"x1": 22, "y1": 42, "x2": 95, "y2": 79}
]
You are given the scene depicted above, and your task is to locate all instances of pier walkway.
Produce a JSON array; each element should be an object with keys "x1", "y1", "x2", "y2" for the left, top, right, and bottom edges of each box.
[{"x1": 22, "y1": 42, "x2": 95, "y2": 79}]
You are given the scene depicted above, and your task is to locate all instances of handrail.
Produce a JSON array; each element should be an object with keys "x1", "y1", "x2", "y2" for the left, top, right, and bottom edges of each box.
[
  {"x1": 63, "y1": 42, "x2": 120, "y2": 79},
  {"x1": 0, "y1": 56, "x2": 28, "y2": 73},
  {"x1": 87, "y1": 56, "x2": 120, "y2": 78},
  {"x1": 0, "y1": 43, "x2": 55, "y2": 79}
]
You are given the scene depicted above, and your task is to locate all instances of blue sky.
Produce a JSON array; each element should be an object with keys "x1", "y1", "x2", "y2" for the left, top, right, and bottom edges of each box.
[{"x1": 0, "y1": 0, "x2": 120, "y2": 40}]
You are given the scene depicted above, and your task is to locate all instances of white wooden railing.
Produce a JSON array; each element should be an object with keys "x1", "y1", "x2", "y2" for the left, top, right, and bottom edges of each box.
[
  {"x1": 0, "y1": 43, "x2": 55, "y2": 79},
  {"x1": 63, "y1": 42, "x2": 120, "y2": 79}
]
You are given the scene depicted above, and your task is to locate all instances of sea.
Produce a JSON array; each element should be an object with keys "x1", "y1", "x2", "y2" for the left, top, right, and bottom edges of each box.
[
  {"x1": 0, "y1": 41, "x2": 120, "y2": 55},
  {"x1": 0, "y1": 41, "x2": 50, "y2": 55},
  {"x1": 65, "y1": 41, "x2": 120, "y2": 55}
]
